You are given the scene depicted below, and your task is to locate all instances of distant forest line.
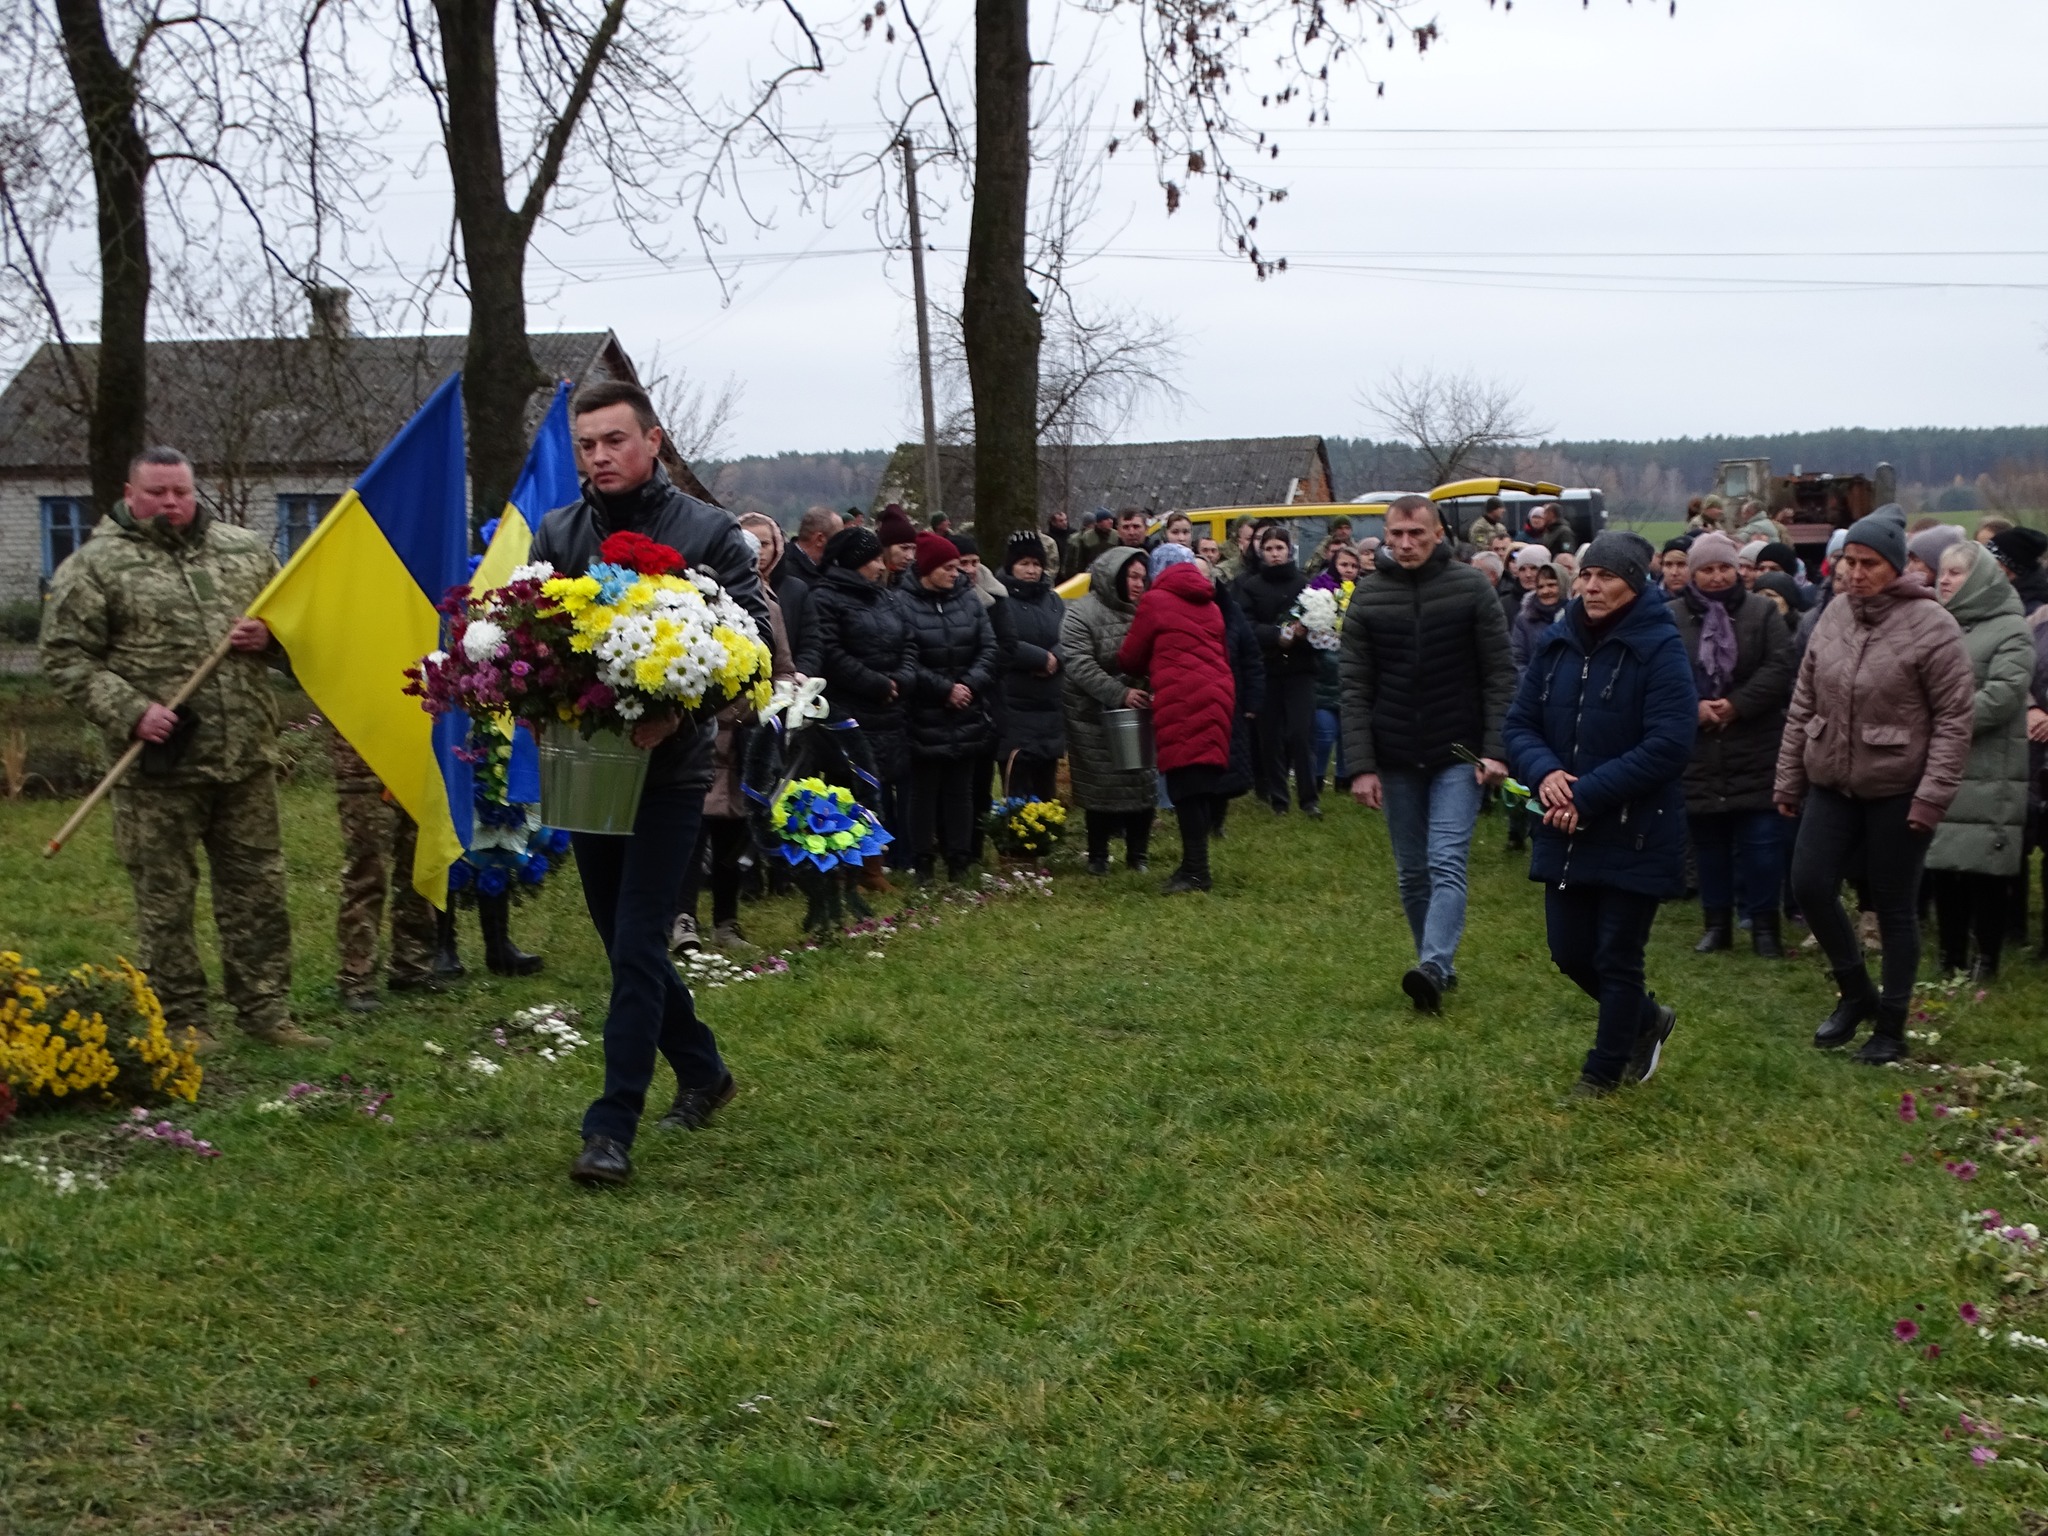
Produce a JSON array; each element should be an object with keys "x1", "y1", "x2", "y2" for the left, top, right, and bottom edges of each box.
[{"x1": 699, "y1": 426, "x2": 2048, "y2": 526}]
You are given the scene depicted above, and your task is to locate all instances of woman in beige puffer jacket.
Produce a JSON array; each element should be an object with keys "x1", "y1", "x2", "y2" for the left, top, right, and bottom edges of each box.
[{"x1": 1775, "y1": 509, "x2": 1975, "y2": 1064}]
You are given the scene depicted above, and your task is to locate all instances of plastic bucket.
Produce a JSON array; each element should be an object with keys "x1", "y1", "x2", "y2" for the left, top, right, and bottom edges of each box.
[
  {"x1": 537, "y1": 722, "x2": 651, "y2": 835},
  {"x1": 1101, "y1": 707, "x2": 1155, "y2": 773}
]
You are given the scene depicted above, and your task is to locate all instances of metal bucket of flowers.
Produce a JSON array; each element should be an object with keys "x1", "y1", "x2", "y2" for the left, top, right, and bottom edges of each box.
[{"x1": 408, "y1": 531, "x2": 773, "y2": 835}]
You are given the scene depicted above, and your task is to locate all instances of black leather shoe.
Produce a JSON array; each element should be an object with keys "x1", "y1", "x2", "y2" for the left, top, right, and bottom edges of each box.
[
  {"x1": 657, "y1": 1071, "x2": 738, "y2": 1132},
  {"x1": 1401, "y1": 965, "x2": 1444, "y2": 1015},
  {"x1": 1160, "y1": 869, "x2": 1212, "y2": 895},
  {"x1": 1751, "y1": 915, "x2": 1784, "y2": 960},
  {"x1": 570, "y1": 1135, "x2": 633, "y2": 1187},
  {"x1": 1854, "y1": 1007, "x2": 1910, "y2": 1067},
  {"x1": 1815, "y1": 966, "x2": 1878, "y2": 1049},
  {"x1": 1694, "y1": 909, "x2": 1733, "y2": 953}
]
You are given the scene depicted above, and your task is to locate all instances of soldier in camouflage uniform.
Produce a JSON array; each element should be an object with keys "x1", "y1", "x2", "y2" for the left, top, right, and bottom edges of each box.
[
  {"x1": 329, "y1": 734, "x2": 439, "y2": 1010},
  {"x1": 39, "y1": 446, "x2": 324, "y2": 1049}
]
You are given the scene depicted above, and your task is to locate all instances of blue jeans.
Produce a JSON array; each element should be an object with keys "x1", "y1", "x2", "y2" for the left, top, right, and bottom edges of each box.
[
  {"x1": 1690, "y1": 809, "x2": 1786, "y2": 922},
  {"x1": 1544, "y1": 883, "x2": 1662, "y2": 1086},
  {"x1": 571, "y1": 782, "x2": 726, "y2": 1145},
  {"x1": 1379, "y1": 762, "x2": 1484, "y2": 975},
  {"x1": 1312, "y1": 708, "x2": 1347, "y2": 785}
]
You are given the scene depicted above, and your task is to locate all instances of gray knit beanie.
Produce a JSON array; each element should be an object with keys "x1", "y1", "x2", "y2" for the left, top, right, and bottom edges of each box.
[
  {"x1": 1578, "y1": 530, "x2": 1657, "y2": 594},
  {"x1": 1843, "y1": 512, "x2": 1908, "y2": 573}
]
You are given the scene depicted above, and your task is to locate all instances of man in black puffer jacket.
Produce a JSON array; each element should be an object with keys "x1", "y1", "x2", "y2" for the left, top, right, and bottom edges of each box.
[
  {"x1": 896, "y1": 533, "x2": 999, "y2": 883},
  {"x1": 1233, "y1": 524, "x2": 1321, "y2": 816},
  {"x1": 528, "y1": 381, "x2": 770, "y2": 1189},
  {"x1": 1341, "y1": 495, "x2": 1516, "y2": 1014}
]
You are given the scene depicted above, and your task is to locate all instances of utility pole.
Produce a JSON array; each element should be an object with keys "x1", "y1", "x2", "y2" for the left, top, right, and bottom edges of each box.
[{"x1": 900, "y1": 136, "x2": 942, "y2": 524}]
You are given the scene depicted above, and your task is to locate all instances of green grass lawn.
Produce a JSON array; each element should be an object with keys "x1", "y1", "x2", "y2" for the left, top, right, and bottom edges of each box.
[{"x1": 4, "y1": 780, "x2": 2046, "y2": 1533}]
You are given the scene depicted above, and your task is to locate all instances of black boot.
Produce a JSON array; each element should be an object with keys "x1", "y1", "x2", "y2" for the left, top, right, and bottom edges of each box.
[
  {"x1": 1853, "y1": 1003, "x2": 1909, "y2": 1065},
  {"x1": 477, "y1": 891, "x2": 544, "y2": 976},
  {"x1": 1751, "y1": 912, "x2": 1784, "y2": 959},
  {"x1": 1814, "y1": 965, "x2": 1877, "y2": 1049},
  {"x1": 1694, "y1": 908, "x2": 1734, "y2": 953},
  {"x1": 433, "y1": 906, "x2": 465, "y2": 979}
]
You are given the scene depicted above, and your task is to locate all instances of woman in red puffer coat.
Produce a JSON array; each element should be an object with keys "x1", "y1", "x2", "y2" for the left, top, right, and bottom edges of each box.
[{"x1": 1119, "y1": 545, "x2": 1236, "y2": 893}]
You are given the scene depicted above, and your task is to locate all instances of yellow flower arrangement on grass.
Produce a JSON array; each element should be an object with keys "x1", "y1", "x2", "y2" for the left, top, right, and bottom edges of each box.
[
  {"x1": 989, "y1": 796, "x2": 1068, "y2": 859},
  {"x1": 0, "y1": 951, "x2": 202, "y2": 1107}
]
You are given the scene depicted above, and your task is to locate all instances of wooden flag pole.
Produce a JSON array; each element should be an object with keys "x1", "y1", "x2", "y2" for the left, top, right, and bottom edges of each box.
[{"x1": 43, "y1": 624, "x2": 243, "y2": 859}]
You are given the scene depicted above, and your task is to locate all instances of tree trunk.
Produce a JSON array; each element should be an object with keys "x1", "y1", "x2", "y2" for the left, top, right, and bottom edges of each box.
[
  {"x1": 433, "y1": 0, "x2": 545, "y2": 527},
  {"x1": 962, "y1": 0, "x2": 1040, "y2": 547},
  {"x1": 54, "y1": 0, "x2": 151, "y2": 518}
]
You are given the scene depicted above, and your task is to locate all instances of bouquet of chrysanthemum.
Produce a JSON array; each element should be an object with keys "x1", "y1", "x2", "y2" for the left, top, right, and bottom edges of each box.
[
  {"x1": 0, "y1": 951, "x2": 202, "y2": 1107},
  {"x1": 988, "y1": 796, "x2": 1067, "y2": 858},
  {"x1": 406, "y1": 530, "x2": 773, "y2": 738},
  {"x1": 1292, "y1": 586, "x2": 1345, "y2": 652},
  {"x1": 768, "y1": 776, "x2": 891, "y2": 872}
]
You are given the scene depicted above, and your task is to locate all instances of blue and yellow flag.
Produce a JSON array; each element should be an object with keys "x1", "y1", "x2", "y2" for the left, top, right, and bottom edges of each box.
[
  {"x1": 473, "y1": 380, "x2": 578, "y2": 590},
  {"x1": 471, "y1": 380, "x2": 580, "y2": 803},
  {"x1": 248, "y1": 374, "x2": 473, "y2": 905}
]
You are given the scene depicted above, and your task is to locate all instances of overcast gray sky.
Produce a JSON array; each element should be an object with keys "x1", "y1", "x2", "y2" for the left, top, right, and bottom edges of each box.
[
  {"x1": 532, "y1": 0, "x2": 2042, "y2": 456},
  {"x1": 36, "y1": 0, "x2": 2048, "y2": 459}
]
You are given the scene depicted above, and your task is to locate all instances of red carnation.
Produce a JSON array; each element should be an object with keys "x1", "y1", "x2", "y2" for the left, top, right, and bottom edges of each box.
[{"x1": 598, "y1": 530, "x2": 685, "y2": 576}]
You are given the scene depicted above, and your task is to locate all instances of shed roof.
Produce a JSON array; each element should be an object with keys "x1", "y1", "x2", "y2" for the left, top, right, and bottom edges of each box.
[
  {"x1": 0, "y1": 332, "x2": 613, "y2": 473},
  {"x1": 874, "y1": 435, "x2": 1334, "y2": 522}
]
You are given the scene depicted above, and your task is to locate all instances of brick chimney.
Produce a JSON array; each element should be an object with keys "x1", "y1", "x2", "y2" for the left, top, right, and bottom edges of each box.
[{"x1": 308, "y1": 286, "x2": 353, "y2": 339}]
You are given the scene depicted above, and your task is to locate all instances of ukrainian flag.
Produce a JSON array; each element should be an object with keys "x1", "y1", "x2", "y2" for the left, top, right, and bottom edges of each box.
[
  {"x1": 247, "y1": 374, "x2": 473, "y2": 905},
  {"x1": 473, "y1": 379, "x2": 578, "y2": 590},
  {"x1": 470, "y1": 380, "x2": 581, "y2": 803}
]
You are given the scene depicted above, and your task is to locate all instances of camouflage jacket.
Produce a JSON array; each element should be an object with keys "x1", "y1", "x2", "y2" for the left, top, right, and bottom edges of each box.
[{"x1": 40, "y1": 503, "x2": 283, "y2": 783}]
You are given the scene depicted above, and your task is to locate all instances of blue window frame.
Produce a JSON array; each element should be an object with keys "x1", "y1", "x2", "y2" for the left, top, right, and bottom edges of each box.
[
  {"x1": 40, "y1": 496, "x2": 89, "y2": 579},
  {"x1": 275, "y1": 493, "x2": 335, "y2": 560}
]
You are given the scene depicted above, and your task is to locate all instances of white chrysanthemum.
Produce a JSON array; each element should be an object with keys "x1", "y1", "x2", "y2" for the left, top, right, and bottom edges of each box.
[
  {"x1": 461, "y1": 620, "x2": 505, "y2": 662},
  {"x1": 507, "y1": 560, "x2": 556, "y2": 583}
]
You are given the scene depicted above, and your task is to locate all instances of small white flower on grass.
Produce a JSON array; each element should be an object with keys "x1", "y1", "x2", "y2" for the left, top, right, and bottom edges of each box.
[
  {"x1": 866, "y1": 951, "x2": 885, "y2": 960},
  {"x1": 465, "y1": 1054, "x2": 502, "y2": 1077},
  {"x1": 422, "y1": 1040, "x2": 446, "y2": 1056}
]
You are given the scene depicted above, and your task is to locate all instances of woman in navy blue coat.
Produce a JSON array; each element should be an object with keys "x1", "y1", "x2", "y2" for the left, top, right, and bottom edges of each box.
[{"x1": 1505, "y1": 532, "x2": 1698, "y2": 1095}]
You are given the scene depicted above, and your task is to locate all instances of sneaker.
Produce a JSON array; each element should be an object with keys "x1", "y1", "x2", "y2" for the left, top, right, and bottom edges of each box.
[
  {"x1": 245, "y1": 1024, "x2": 331, "y2": 1050},
  {"x1": 1086, "y1": 858, "x2": 1110, "y2": 877},
  {"x1": 1400, "y1": 964, "x2": 1444, "y2": 1015},
  {"x1": 711, "y1": 920, "x2": 757, "y2": 953},
  {"x1": 1626, "y1": 1003, "x2": 1677, "y2": 1085},
  {"x1": 1127, "y1": 858, "x2": 1149, "y2": 874},
  {"x1": 569, "y1": 1134, "x2": 633, "y2": 1187},
  {"x1": 1304, "y1": 804, "x2": 1323, "y2": 821},
  {"x1": 1160, "y1": 869, "x2": 1212, "y2": 895},
  {"x1": 657, "y1": 1071, "x2": 738, "y2": 1131},
  {"x1": 670, "y1": 914, "x2": 701, "y2": 955}
]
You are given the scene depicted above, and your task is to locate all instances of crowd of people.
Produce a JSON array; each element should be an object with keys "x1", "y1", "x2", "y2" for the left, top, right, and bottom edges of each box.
[{"x1": 39, "y1": 388, "x2": 2048, "y2": 1180}]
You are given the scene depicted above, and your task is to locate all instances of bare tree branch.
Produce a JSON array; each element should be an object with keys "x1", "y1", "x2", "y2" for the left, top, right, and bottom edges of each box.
[{"x1": 1361, "y1": 367, "x2": 1547, "y2": 486}]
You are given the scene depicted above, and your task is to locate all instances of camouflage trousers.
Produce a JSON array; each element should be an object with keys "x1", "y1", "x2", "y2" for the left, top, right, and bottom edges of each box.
[
  {"x1": 332, "y1": 737, "x2": 436, "y2": 995},
  {"x1": 112, "y1": 771, "x2": 293, "y2": 1036}
]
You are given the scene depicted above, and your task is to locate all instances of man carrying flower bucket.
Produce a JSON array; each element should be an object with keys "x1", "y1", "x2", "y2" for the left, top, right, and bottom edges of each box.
[{"x1": 529, "y1": 381, "x2": 773, "y2": 1187}]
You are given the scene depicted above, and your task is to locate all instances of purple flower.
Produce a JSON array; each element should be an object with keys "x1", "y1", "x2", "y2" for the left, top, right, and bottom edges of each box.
[
  {"x1": 1972, "y1": 1446, "x2": 1998, "y2": 1465},
  {"x1": 1894, "y1": 1318, "x2": 1921, "y2": 1343},
  {"x1": 1960, "y1": 1303, "x2": 1982, "y2": 1325},
  {"x1": 1899, "y1": 1092, "x2": 1919, "y2": 1122},
  {"x1": 1945, "y1": 1160, "x2": 1979, "y2": 1181}
]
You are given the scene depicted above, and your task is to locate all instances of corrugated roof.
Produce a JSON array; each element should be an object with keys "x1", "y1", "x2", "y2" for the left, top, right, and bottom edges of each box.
[
  {"x1": 874, "y1": 435, "x2": 1333, "y2": 522},
  {"x1": 0, "y1": 331, "x2": 613, "y2": 473}
]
